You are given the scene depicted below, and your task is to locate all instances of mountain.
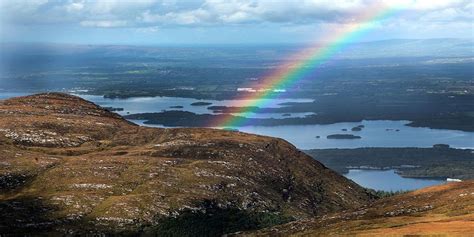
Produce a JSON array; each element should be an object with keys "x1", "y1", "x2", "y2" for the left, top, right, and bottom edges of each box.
[
  {"x1": 244, "y1": 181, "x2": 474, "y2": 236},
  {"x1": 0, "y1": 93, "x2": 373, "y2": 235}
]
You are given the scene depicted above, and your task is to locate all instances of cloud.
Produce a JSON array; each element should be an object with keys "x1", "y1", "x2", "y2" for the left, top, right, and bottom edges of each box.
[
  {"x1": 140, "y1": 8, "x2": 213, "y2": 25},
  {"x1": 80, "y1": 20, "x2": 128, "y2": 28},
  {"x1": 65, "y1": 1, "x2": 85, "y2": 12},
  {"x1": 0, "y1": 0, "x2": 472, "y2": 29}
]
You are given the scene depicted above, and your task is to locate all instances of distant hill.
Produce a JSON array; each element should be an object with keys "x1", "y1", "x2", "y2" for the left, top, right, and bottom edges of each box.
[
  {"x1": 0, "y1": 93, "x2": 372, "y2": 235},
  {"x1": 1, "y1": 39, "x2": 472, "y2": 94},
  {"x1": 1, "y1": 38, "x2": 473, "y2": 59},
  {"x1": 340, "y1": 38, "x2": 474, "y2": 58}
]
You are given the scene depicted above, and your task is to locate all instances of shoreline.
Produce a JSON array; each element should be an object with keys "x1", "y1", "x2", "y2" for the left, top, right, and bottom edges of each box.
[
  {"x1": 305, "y1": 147, "x2": 474, "y2": 180},
  {"x1": 1, "y1": 92, "x2": 473, "y2": 132}
]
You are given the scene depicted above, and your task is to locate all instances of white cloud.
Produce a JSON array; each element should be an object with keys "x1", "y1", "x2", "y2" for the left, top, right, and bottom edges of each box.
[
  {"x1": 65, "y1": 1, "x2": 85, "y2": 12},
  {"x1": 386, "y1": 0, "x2": 467, "y2": 10},
  {"x1": 80, "y1": 20, "x2": 128, "y2": 28},
  {"x1": 1, "y1": 0, "x2": 472, "y2": 29},
  {"x1": 140, "y1": 8, "x2": 213, "y2": 25}
]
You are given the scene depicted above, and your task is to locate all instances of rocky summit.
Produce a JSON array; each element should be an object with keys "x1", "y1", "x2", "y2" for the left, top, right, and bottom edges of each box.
[{"x1": 0, "y1": 93, "x2": 373, "y2": 235}]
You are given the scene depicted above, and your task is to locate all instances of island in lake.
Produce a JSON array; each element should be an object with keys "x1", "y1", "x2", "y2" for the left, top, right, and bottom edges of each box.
[
  {"x1": 327, "y1": 134, "x2": 362, "y2": 139},
  {"x1": 351, "y1": 125, "x2": 364, "y2": 131},
  {"x1": 124, "y1": 111, "x2": 364, "y2": 127},
  {"x1": 191, "y1": 102, "x2": 212, "y2": 106}
]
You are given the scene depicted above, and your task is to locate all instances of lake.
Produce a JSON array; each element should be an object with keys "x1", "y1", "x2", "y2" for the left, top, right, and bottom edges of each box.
[
  {"x1": 344, "y1": 169, "x2": 445, "y2": 191},
  {"x1": 1, "y1": 92, "x2": 471, "y2": 191},
  {"x1": 236, "y1": 121, "x2": 474, "y2": 149},
  {"x1": 131, "y1": 119, "x2": 473, "y2": 150},
  {"x1": 78, "y1": 94, "x2": 316, "y2": 119},
  {"x1": 1, "y1": 93, "x2": 472, "y2": 150}
]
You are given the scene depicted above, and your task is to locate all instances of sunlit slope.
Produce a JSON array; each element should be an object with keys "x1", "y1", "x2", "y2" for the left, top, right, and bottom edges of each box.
[{"x1": 244, "y1": 181, "x2": 474, "y2": 236}]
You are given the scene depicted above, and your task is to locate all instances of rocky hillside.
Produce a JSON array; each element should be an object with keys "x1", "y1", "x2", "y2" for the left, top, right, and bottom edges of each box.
[
  {"x1": 0, "y1": 93, "x2": 373, "y2": 235},
  {"x1": 244, "y1": 181, "x2": 474, "y2": 236}
]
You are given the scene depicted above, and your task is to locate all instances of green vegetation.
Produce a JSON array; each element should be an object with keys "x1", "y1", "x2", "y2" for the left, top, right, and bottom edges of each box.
[
  {"x1": 366, "y1": 189, "x2": 409, "y2": 198},
  {"x1": 327, "y1": 134, "x2": 362, "y2": 139},
  {"x1": 145, "y1": 200, "x2": 294, "y2": 237},
  {"x1": 306, "y1": 147, "x2": 474, "y2": 179},
  {"x1": 103, "y1": 106, "x2": 124, "y2": 112},
  {"x1": 407, "y1": 113, "x2": 474, "y2": 131},
  {"x1": 190, "y1": 102, "x2": 213, "y2": 106}
]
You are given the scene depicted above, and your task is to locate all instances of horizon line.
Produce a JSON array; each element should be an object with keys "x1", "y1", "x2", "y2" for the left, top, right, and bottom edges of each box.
[{"x1": 1, "y1": 37, "x2": 472, "y2": 47}]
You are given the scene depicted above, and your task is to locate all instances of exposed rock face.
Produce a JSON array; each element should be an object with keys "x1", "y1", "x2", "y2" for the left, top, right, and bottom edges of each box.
[{"x1": 0, "y1": 93, "x2": 373, "y2": 235}]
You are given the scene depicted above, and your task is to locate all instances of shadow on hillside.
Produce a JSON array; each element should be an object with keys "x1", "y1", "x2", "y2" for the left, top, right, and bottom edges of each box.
[
  {"x1": 143, "y1": 199, "x2": 294, "y2": 237},
  {"x1": 0, "y1": 197, "x2": 60, "y2": 235}
]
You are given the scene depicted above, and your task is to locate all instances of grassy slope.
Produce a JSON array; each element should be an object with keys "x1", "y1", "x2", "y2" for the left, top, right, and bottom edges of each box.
[{"x1": 244, "y1": 181, "x2": 474, "y2": 236}]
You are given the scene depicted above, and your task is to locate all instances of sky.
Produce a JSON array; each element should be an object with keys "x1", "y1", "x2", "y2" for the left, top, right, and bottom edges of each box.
[{"x1": 0, "y1": 0, "x2": 473, "y2": 45}]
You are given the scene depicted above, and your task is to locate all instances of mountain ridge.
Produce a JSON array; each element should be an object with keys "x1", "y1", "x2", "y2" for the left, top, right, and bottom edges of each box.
[{"x1": 0, "y1": 93, "x2": 373, "y2": 235}]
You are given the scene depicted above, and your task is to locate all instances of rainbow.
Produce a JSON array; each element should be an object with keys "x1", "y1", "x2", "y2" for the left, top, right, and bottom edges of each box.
[{"x1": 212, "y1": 2, "x2": 403, "y2": 128}]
